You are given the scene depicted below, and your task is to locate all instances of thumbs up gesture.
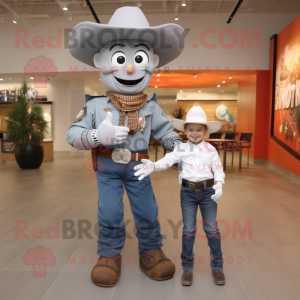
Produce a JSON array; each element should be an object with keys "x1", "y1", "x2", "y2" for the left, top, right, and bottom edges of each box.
[{"x1": 96, "y1": 112, "x2": 129, "y2": 145}]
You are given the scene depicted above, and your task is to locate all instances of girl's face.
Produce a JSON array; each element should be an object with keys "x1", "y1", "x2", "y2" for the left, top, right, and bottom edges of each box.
[{"x1": 184, "y1": 123, "x2": 208, "y2": 144}]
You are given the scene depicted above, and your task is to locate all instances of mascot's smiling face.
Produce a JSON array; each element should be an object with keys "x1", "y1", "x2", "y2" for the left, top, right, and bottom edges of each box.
[{"x1": 94, "y1": 40, "x2": 159, "y2": 95}]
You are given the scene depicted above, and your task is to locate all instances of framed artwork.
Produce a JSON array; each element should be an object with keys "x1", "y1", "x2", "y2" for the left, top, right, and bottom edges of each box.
[{"x1": 270, "y1": 16, "x2": 300, "y2": 160}]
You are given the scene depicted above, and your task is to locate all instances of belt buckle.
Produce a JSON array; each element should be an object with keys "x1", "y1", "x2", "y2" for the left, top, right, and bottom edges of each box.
[
  {"x1": 190, "y1": 182, "x2": 203, "y2": 192},
  {"x1": 111, "y1": 148, "x2": 131, "y2": 164}
]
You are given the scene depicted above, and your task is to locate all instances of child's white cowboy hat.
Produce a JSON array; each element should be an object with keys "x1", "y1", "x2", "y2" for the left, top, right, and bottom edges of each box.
[
  {"x1": 171, "y1": 106, "x2": 222, "y2": 134},
  {"x1": 69, "y1": 6, "x2": 185, "y2": 68}
]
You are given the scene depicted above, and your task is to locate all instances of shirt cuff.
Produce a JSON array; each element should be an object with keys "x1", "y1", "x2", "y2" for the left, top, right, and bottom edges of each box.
[{"x1": 85, "y1": 130, "x2": 99, "y2": 149}]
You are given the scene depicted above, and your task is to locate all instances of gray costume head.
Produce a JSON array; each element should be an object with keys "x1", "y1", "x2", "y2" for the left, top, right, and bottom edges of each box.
[{"x1": 69, "y1": 7, "x2": 185, "y2": 95}]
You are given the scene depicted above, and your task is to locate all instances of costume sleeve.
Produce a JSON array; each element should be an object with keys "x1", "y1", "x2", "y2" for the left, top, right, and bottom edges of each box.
[
  {"x1": 65, "y1": 101, "x2": 97, "y2": 150},
  {"x1": 153, "y1": 144, "x2": 182, "y2": 172},
  {"x1": 151, "y1": 103, "x2": 183, "y2": 151},
  {"x1": 211, "y1": 150, "x2": 225, "y2": 184}
]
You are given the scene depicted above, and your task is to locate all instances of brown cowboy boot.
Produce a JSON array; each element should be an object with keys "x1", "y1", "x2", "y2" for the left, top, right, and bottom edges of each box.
[
  {"x1": 91, "y1": 254, "x2": 121, "y2": 287},
  {"x1": 212, "y1": 269, "x2": 226, "y2": 285},
  {"x1": 139, "y1": 248, "x2": 175, "y2": 280}
]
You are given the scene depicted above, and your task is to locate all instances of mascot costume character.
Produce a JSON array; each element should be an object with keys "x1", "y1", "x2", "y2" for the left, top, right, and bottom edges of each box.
[{"x1": 66, "y1": 6, "x2": 185, "y2": 287}]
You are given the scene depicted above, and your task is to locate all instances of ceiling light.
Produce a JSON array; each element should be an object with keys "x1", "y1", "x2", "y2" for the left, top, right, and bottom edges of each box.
[
  {"x1": 217, "y1": 85, "x2": 220, "y2": 87},
  {"x1": 180, "y1": 91, "x2": 183, "y2": 93},
  {"x1": 222, "y1": 91, "x2": 224, "y2": 92},
  {"x1": 198, "y1": 91, "x2": 201, "y2": 93},
  {"x1": 157, "y1": 74, "x2": 160, "y2": 77},
  {"x1": 229, "y1": 77, "x2": 232, "y2": 79},
  {"x1": 181, "y1": 1, "x2": 186, "y2": 7},
  {"x1": 13, "y1": 16, "x2": 17, "y2": 24},
  {"x1": 0, "y1": 17, "x2": 4, "y2": 23},
  {"x1": 194, "y1": 75, "x2": 197, "y2": 78},
  {"x1": 155, "y1": 86, "x2": 158, "y2": 88},
  {"x1": 0, "y1": 78, "x2": 3, "y2": 81},
  {"x1": 62, "y1": 3, "x2": 68, "y2": 10},
  {"x1": 30, "y1": 77, "x2": 34, "y2": 79},
  {"x1": 157, "y1": 79, "x2": 159, "y2": 81},
  {"x1": 9, "y1": 78, "x2": 11, "y2": 80},
  {"x1": 222, "y1": 81, "x2": 225, "y2": 83},
  {"x1": 69, "y1": 14, "x2": 72, "y2": 20},
  {"x1": 175, "y1": 17, "x2": 179, "y2": 21}
]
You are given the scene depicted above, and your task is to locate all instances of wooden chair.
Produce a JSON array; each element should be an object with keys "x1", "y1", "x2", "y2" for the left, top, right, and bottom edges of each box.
[
  {"x1": 223, "y1": 133, "x2": 237, "y2": 166},
  {"x1": 238, "y1": 133, "x2": 253, "y2": 167}
]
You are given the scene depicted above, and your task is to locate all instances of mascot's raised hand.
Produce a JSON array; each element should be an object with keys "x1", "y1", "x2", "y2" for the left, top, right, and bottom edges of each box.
[{"x1": 94, "y1": 112, "x2": 129, "y2": 145}]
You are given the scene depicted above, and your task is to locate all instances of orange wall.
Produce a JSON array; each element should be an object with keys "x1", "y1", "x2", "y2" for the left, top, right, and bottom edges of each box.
[
  {"x1": 236, "y1": 73, "x2": 257, "y2": 157},
  {"x1": 254, "y1": 71, "x2": 270, "y2": 159}
]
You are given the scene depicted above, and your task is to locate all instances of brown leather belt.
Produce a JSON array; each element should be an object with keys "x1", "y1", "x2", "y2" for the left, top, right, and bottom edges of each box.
[
  {"x1": 182, "y1": 178, "x2": 214, "y2": 192},
  {"x1": 97, "y1": 149, "x2": 149, "y2": 161},
  {"x1": 91, "y1": 147, "x2": 149, "y2": 171}
]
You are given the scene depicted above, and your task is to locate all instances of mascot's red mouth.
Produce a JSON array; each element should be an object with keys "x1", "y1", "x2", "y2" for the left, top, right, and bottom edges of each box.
[{"x1": 114, "y1": 76, "x2": 144, "y2": 86}]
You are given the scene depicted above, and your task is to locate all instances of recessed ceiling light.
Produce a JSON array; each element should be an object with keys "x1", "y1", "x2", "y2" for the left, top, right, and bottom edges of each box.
[
  {"x1": 155, "y1": 86, "x2": 158, "y2": 88},
  {"x1": 0, "y1": 78, "x2": 3, "y2": 81},
  {"x1": 157, "y1": 74, "x2": 160, "y2": 77},
  {"x1": 175, "y1": 17, "x2": 179, "y2": 21},
  {"x1": 198, "y1": 91, "x2": 201, "y2": 93},
  {"x1": 222, "y1": 91, "x2": 224, "y2": 92},
  {"x1": 157, "y1": 79, "x2": 159, "y2": 81},
  {"x1": 217, "y1": 85, "x2": 220, "y2": 87},
  {"x1": 222, "y1": 81, "x2": 225, "y2": 83},
  {"x1": 180, "y1": 91, "x2": 183, "y2": 93},
  {"x1": 9, "y1": 78, "x2": 11, "y2": 80},
  {"x1": 30, "y1": 77, "x2": 34, "y2": 79},
  {"x1": 194, "y1": 75, "x2": 197, "y2": 78},
  {"x1": 181, "y1": 1, "x2": 186, "y2": 7},
  {"x1": 229, "y1": 77, "x2": 232, "y2": 79}
]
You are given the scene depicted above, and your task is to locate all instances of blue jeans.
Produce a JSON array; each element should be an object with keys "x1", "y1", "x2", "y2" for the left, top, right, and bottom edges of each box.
[
  {"x1": 180, "y1": 180, "x2": 223, "y2": 271},
  {"x1": 95, "y1": 155, "x2": 163, "y2": 257}
]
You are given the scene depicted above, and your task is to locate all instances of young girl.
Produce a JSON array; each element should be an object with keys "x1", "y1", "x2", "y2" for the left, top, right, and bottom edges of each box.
[{"x1": 134, "y1": 106, "x2": 225, "y2": 286}]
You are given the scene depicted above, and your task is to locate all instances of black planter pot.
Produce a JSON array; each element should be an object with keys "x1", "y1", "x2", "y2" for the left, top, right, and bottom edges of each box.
[{"x1": 15, "y1": 144, "x2": 44, "y2": 169}]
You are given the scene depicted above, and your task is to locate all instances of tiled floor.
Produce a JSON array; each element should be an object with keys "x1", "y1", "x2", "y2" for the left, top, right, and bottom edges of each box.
[{"x1": 1, "y1": 148, "x2": 300, "y2": 300}]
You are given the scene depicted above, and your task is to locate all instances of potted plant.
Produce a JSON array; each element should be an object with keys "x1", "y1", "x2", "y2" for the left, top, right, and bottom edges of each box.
[
  {"x1": 173, "y1": 107, "x2": 186, "y2": 119},
  {"x1": 5, "y1": 79, "x2": 48, "y2": 169}
]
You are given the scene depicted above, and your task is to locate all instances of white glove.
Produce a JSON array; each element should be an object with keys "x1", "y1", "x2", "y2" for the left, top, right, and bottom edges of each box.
[
  {"x1": 211, "y1": 182, "x2": 223, "y2": 203},
  {"x1": 95, "y1": 112, "x2": 129, "y2": 145},
  {"x1": 133, "y1": 159, "x2": 155, "y2": 181}
]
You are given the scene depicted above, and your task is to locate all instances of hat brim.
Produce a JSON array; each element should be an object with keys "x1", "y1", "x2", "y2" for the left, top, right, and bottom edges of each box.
[
  {"x1": 69, "y1": 22, "x2": 185, "y2": 68},
  {"x1": 171, "y1": 119, "x2": 222, "y2": 135}
]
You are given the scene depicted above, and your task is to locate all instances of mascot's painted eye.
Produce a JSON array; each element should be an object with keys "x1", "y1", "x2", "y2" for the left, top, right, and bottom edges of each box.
[
  {"x1": 134, "y1": 51, "x2": 149, "y2": 67},
  {"x1": 111, "y1": 52, "x2": 126, "y2": 67}
]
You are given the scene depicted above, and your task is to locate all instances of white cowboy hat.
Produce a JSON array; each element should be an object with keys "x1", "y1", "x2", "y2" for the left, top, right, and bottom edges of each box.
[
  {"x1": 69, "y1": 6, "x2": 185, "y2": 68},
  {"x1": 171, "y1": 106, "x2": 222, "y2": 134}
]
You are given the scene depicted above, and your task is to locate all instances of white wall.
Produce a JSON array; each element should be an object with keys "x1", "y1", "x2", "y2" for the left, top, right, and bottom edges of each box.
[
  {"x1": 0, "y1": 80, "x2": 71, "y2": 151},
  {"x1": 0, "y1": 13, "x2": 298, "y2": 74}
]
